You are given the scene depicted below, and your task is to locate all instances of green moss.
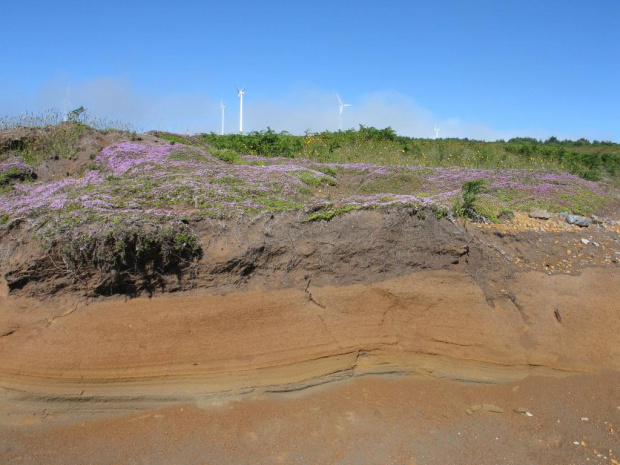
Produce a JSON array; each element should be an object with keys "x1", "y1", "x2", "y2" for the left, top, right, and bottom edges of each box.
[
  {"x1": 304, "y1": 205, "x2": 359, "y2": 222},
  {"x1": 298, "y1": 171, "x2": 338, "y2": 187}
]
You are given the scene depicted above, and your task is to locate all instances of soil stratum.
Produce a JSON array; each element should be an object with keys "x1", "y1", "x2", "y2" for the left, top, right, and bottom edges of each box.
[{"x1": 0, "y1": 125, "x2": 619, "y2": 464}]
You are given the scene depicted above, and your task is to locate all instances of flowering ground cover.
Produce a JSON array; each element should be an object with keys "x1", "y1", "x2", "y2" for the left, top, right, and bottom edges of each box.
[
  {"x1": 0, "y1": 142, "x2": 611, "y2": 228},
  {"x1": 0, "y1": 139, "x2": 614, "y2": 296},
  {"x1": 0, "y1": 162, "x2": 36, "y2": 187}
]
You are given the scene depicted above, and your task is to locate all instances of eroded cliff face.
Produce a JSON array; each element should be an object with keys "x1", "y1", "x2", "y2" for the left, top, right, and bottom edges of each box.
[
  {"x1": 0, "y1": 208, "x2": 618, "y2": 405},
  {"x1": 1, "y1": 209, "x2": 483, "y2": 299},
  {"x1": 0, "y1": 267, "x2": 619, "y2": 405}
]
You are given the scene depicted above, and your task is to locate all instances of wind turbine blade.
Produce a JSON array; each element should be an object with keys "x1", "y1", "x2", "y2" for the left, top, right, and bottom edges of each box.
[{"x1": 337, "y1": 93, "x2": 343, "y2": 106}]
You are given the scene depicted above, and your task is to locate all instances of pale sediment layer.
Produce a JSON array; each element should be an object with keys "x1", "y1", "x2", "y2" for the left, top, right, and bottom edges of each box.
[{"x1": 1, "y1": 268, "x2": 618, "y2": 403}]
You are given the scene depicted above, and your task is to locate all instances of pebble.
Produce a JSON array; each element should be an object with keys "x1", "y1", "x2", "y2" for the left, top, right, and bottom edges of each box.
[
  {"x1": 514, "y1": 407, "x2": 534, "y2": 416},
  {"x1": 581, "y1": 239, "x2": 590, "y2": 245},
  {"x1": 482, "y1": 403, "x2": 504, "y2": 413}
]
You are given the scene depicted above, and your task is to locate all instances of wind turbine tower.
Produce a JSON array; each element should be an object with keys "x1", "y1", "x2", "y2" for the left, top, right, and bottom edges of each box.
[
  {"x1": 236, "y1": 86, "x2": 245, "y2": 134},
  {"x1": 337, "y1": 93, "x2": 352, "y2": 131},
  {"x1": 434, "y1": 126, "x2": 440, "y2": 139},
  {"x1": 220, "y1": 99, "x2": 226, "y2": 135}
]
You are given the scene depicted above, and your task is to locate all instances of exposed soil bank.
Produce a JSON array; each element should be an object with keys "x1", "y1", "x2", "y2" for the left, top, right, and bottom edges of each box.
[
  {"x1": 1, "y1": 208, "x2": 619, "y2": 464},
  {"x1": 1, "y1": 266, "x2": 618, "y2": 402}
]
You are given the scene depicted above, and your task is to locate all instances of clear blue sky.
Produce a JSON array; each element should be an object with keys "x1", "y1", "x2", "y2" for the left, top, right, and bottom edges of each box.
[{"x1": 2, "y1": 0, "x2": 619, "y2": 140}]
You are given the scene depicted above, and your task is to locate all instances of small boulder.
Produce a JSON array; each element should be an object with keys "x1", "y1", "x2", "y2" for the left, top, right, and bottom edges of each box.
[
  {"x1": 529, "y1": 208, "x2": 551, "y2": 220},
  {"x1": 566, "y1": 214, "x2": 591, "y2": 227}
]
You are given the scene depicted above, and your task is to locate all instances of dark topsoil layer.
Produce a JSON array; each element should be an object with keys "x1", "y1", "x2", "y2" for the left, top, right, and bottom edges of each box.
[
  {"x1": 2, "y1": 206, "x2": 618, "y2": 304},
  {"x1": 1, "y1": 126, "x2": 618, "y2": 302}
]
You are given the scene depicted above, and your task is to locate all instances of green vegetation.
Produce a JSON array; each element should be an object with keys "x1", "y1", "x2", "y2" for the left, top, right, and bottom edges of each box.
[
  {"x1": 47, "y1": 219, "x2": 202, "y2": 294},
  {"x1": 452, "y1": 179, "x2": 489, "y2": 220},
  {"x1": 305, "y1": 205, "x2": 360, "y2": 222},
  {"x1": 1, "y1": 109, "x2": 137, "y2": 166},
  {"x1": 199, "y1": 128, "x2": 303, "y2": 158},
  {"x1": 19, "y1": 123, "x2": 88, "y2": 164},
  {"x1": 297, "y1": 171, "x2": 338, "y2": 187},
  {"x1": 193, "y1": 126, "x2": 620, "y2": 182}
]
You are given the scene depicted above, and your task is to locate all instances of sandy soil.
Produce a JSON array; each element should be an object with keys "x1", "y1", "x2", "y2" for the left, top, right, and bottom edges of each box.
[
  {"x1": 1, "y1": 372, "x2": 618, "y2": 464},
  {"x1": 1, "y1": 263, "x2": 619, "y2": 464}
]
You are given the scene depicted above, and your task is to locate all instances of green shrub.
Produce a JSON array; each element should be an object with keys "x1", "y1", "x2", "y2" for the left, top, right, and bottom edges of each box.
[
  {"x1": 211, "y1": 149, "x2": 239, "y2": 164},
  {"x1": 452, "y1": 179, "x2": 489, "y2": 219}
]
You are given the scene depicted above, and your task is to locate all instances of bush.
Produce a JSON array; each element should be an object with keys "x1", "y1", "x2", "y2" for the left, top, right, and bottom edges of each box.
[{"x1": 452, "y1": 179, "x2": 488, "y2": 220}]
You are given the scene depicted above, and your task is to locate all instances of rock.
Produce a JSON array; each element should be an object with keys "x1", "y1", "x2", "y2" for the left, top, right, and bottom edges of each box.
[
  {"x1": 529, "y1": 208, "x2": 551, "y2": 220},
  {"x1": 470, "y1": 404, "x2": 482, "y2": 412},
  {"x1": 482, "y1": 403, "x2": 504, "y2": 413},
  {"x1": 466, "y1": 408, "x2": 473, "y2": 415},
  {"x1": 566, "y1": 214, "x2": 591, "y2": 227},
  {"x1": 514, "y1": 407, "x2": 533, "y2": 416},
  {"x1": 581, "y1": 239, "x2": 590, "y2": 245},
  {"x1": 593, "y1": 242, "x2": 599, "y2": 247}
]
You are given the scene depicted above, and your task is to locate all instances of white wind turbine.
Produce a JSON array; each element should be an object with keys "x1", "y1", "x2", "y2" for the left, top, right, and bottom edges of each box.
[
  {"x1": 337, "y1": 93, "x2": 352, "y2": 130},
  {"x1": 236, "y1": 86, "x2": 245, "y2": 134},
  {"x1": 220, "y1": 99, "x2": 226, "y2": 135},
  {"x1": 434, "y1": 126, "x2": 440, "y2": 139}
]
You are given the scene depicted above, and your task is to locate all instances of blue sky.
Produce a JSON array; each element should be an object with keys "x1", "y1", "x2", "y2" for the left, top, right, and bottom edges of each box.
[{"x1": 2, "y1": 0, "x2": 619, "y2": 140}]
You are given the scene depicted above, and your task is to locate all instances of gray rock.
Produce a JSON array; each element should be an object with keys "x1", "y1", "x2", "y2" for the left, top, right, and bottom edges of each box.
[
  {"x1": 581, "y1": 238, "x2": 590, "y2": 245},
  {"x1": 529, "y1": 208, "x2": 551, "y2": 220},
  {"x1": 566, "y1": 214, "x2": 591, "y2": 227}
]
